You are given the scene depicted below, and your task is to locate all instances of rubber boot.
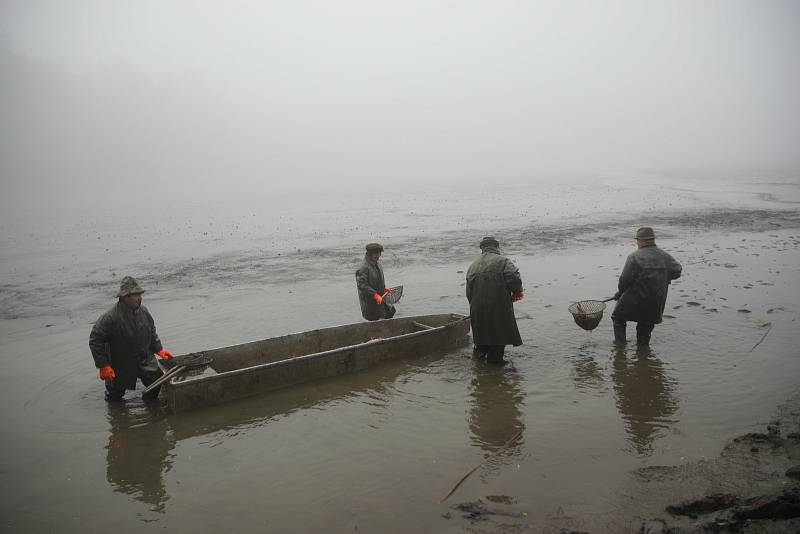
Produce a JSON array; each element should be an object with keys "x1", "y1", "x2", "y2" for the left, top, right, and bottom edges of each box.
[
  {"x1": 104, "y1": 384, "x2": 126, "y2": 402},
  {"x1": 486, "y1": 346, "x2": 506, "y2": 364},
  {"x1": 636, "y1": 323, "x2": 654, "y2": 346},
  {"x1": 613, "y1": 320, "x2": 627, "y2": 345}
]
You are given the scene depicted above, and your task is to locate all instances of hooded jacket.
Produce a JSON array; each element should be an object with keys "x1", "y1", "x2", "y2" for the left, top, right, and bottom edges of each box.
[{"x1": 89, "y1": 301, "x2": 164, "y2": 389}]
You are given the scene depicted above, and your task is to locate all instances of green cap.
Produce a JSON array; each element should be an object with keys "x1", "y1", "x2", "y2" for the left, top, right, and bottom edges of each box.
[
  {"x1": 116, "y1": 276, "x2": 145, "y2": 297},
  {"x1": 365, "y1": 243, "x2": 384, "y2": 253},
  {"x1": 635, "y1": 227, "x2": 656, "y2": 240}
]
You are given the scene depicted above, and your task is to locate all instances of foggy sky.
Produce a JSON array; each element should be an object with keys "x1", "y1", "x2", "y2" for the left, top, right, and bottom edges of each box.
[{"x1": 1, "y1": 0, "x2": 799, "y2": 209}]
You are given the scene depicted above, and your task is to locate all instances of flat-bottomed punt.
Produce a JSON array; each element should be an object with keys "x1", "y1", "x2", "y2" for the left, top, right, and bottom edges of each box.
[{"x1": 158, "y1": 313, "x2": 470, "y2": 412}]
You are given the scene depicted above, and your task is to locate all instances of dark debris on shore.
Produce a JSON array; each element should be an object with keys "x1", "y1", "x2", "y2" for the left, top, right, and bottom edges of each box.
[
  {"x1": 643, "y1": 413, "x2": 800, "y2": 534},
  {"x1": 442, "y1": 399, "x2": 800, "y2": 534}
]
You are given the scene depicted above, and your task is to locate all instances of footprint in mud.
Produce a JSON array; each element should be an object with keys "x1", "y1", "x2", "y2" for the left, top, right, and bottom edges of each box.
[{"x1": 687, "y1": 302, "x2": 702, "y2": 307}]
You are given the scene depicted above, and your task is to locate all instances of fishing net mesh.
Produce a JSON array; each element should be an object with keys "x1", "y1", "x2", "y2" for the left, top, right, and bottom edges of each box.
[
  {"x1": 568, "y1": 300, "x2": 606, "y2": 331},
  {"x1": 384, "y1": 285, "x2": 403, "y2": 305}
]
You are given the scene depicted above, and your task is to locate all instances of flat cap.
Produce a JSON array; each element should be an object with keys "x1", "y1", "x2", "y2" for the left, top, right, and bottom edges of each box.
[{"x1": 365, "y1": 243, "x2": 384, "y2": 253}]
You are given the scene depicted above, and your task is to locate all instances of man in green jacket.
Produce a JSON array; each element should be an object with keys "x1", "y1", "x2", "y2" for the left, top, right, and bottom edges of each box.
[
  {"x1": 89, "y1": 276, "x2": 174, "y2": 401},
  {"x1": 611, "y1": 227, "x2": 682, "y2": 346},
  {"x1": 356, "y1": 243, "x2": 396, "y2": 321},
  {"x1": 466, "y1": 237, "x2": 524, "y2": 363}
]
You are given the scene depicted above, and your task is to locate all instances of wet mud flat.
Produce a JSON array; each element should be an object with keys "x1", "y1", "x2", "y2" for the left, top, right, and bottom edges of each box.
[
  {"x1": 439, "y1": 393, "x2": 800, "y2": 534},
  {"x1": 631, "y1": 394, "x2": 800, "y2": 534},
  {"x1": 2, "y1": 197, "x2": 800, "y2": 534},
  {"x1": 421, "y1": 211, "x2": 800, "y2": 534}
]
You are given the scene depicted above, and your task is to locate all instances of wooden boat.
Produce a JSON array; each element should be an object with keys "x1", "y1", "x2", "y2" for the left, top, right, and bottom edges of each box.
[{"x1": 157, "y1": 313, "x2": 470, "y2": 413}]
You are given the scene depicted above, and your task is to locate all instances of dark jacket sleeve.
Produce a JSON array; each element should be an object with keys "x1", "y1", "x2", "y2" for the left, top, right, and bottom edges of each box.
[
  {"x1": 617, "y1": 254, "x2": 637, "y2": 295},
  {"x1": 356, "y1": 265, "x2": 376, "y2": 296},
  {"x1": 503, "y1": 259, "x2": 523, "y2": 295},
  {"x1": 89, "y1": 312, "x2": 113, "y2": 368},
  {"x1": 145, "y1": 308, "x2": 163, "y2": 354},
  {"x1": 668, "y1": 255, "x2": 682, "y2": 281}
]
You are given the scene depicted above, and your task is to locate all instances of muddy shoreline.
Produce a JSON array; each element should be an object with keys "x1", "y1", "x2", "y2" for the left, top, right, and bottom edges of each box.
[
  {"x1": 444, "y1": 391, "x2": 800, "y2": 533},
  {"x1": 633, "y1": 393, "x2": 800, "y2": 534}
]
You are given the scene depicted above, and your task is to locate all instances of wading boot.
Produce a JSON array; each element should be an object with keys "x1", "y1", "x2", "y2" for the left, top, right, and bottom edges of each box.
[
  {"x1": 486, "y1": 346, "x2": 506, "y2": 364},
  {"x1": 613, "y1": 320, "x2": 627, "y2": 345},
  {"x1": 104, "y1": 389, "x2": 125, "y2": 402},
  {"x1": 636, "y1": 323, "x2": 654, "y2": 347}
]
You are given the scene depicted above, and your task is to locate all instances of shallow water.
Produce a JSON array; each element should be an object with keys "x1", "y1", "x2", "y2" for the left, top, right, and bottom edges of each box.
[{"x1": 1, "y1": 176, "x2": 799, "y2": 533}]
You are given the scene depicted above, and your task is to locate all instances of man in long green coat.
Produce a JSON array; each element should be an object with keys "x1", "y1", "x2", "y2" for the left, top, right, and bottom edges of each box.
[
  {"x1": 611, "y1": 227, "x2": 682, "y2": 346},
  {"x1": 356, "y1": 243, "x2": 396, "y2": 321},
  {"x1": 466, "y1": 237, "x2": 524, "y2": 363},
  {"x1": 89, "y1": 276, "x2": 174, "y2": 401}
]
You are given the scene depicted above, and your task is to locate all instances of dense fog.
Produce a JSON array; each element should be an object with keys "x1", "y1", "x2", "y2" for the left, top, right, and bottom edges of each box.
[{"x1": 1, "y1": 1, "x2": 799, "y2": 212}]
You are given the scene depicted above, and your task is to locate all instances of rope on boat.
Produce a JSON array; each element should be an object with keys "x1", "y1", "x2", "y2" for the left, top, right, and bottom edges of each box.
[{"x1": 439, "y1": 429, "x2": 524, "y2": 504}]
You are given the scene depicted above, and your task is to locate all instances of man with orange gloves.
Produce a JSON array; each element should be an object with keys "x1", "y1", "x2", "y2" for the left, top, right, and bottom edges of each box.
[
  {"x1": 466, "y1": 236, "x2": 524, "y2": 363},
  {"x1": 89, "y1": 276, "x2": 174, "y2": 401},
  {"x1": 356, "y1": 243, "x2": 396, "y2": 321}
]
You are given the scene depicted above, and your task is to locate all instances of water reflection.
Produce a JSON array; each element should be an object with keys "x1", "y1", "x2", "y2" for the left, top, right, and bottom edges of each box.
[
  {"x1": 105, "y1": 402, "x2": 175, "y2": 512},
  {"x1": 570, "y1": 343, "x2": 607, "y2": 392},
  {"x1": 168, "y1": 354, "x2": 444, "y2": 441},
  {"x1": 611, "y1": 345, "x2": 678, "y2": 455},
  {"x1": 467, "y1": 362, "x2": 526, "y2": 453}
]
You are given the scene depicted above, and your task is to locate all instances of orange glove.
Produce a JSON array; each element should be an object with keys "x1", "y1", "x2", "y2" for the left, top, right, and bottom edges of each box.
[
  {"x1": 99, "y1": 365, "x2": 116, "y2": 381},
  {"x1": 511, "y1": 292, "x2": 524, "y2": 302},
  {"x1": 383, "y1": 287, "x2": 393, "y2": 295},
  {"x1": 157, "y1": 349, "x2": 173, "y2": 360},
  {"x1": 372, "y1": 293, "x2": 384, "y2": 305}
]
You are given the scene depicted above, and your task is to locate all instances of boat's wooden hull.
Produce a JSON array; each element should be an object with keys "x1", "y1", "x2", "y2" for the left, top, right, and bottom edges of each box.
[{"x1": 159, "y1": 313, "x2": 470, "y2": 412}]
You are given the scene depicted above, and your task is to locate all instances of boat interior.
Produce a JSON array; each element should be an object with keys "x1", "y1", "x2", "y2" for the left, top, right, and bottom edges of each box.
[{"x1": 171, "y1": 313, "x2": 466, "y2": 376}]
